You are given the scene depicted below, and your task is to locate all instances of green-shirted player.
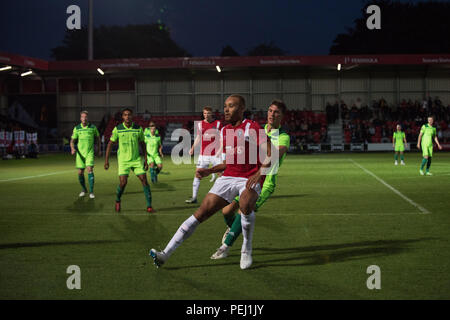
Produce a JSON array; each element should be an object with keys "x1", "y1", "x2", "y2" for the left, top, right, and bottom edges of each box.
[
  {"x1": 104, "y1": 108, "x2": 153, "y2": 213},
  {"x1": 417, "y1": 116, "x2": 442, "y2": 176},
  {"x1": 144, "y1": 121, "x2": 163, "y2": 183},
  {"x1": 393, "y1": 124, "x2": 407, "y2": 165},
  {"x1": 210, "y1": 100, "x2": 290, "y2": 260},
  {"x1": 70, "y1": 110, "x2": 101, "y2": 199}
]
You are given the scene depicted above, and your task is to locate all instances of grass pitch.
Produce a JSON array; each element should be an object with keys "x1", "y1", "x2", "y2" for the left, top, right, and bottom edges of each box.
[{"x1": 0, "y1": 152, "x2": 449, "y2": 299}]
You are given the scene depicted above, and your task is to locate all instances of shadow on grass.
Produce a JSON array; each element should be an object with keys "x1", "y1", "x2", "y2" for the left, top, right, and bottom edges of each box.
[
  {"x1": 269, "y1": 194, "x2": 308, "y2": 200},
  {"x1": 122, "y1": 183, "x2": 176, "y2": 194},
  {"x1": 156, "y1": 205, "x2": 199, "y2": 213},
  {"x1": 0, "y1": 239, "x2": 126, "y2": 250},
  {"x1": 65, "y1": 198, "x2": 104, "y2": 214},
  {"x1": 168, "y1": 178, "x2": 195, "y2": 183},
  {"x1": 107, "y1": 214, "x2": 170, "y2": 247},
  {"x1": 163, "y1": 238, "x2": 435, "y2": 271}
]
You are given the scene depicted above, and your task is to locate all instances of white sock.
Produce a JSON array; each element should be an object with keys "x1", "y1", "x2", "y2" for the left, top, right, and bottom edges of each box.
[
  {"x1": 192, "y1": 177, "x2": 200, "y2": 199},
  {"x1": 163, "y1": 215, "x2": 200, "y2": 257},
  {"x1": 241, "y1": 211, "x2": 255, "y2": 254}
]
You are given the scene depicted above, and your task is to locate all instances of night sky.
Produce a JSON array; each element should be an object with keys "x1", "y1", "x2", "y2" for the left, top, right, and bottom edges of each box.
[{"x1": 0, "y1": 0, "x2": 428, "y2": 60}]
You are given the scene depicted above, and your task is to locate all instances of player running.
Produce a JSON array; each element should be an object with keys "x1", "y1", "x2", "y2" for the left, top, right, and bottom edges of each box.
[
  {"x1": 104, "y1": 108, "x2": 153, "y2": 212},
  {"x1": 150, "y1": 95, "x2": 273, "y2": 270},
  {"x1": 211, "y1": 99, "x2": 290, "y2": 260},
  {"x1": 417, "y1": 116, "x2": 442, "y2": 176},
  {"x1": 185, "y1": 106, "x2": 223, "y2": 204},
  {"x1": 393, "y1": 124, "x2": 407, "y2": 166},
  {"x1": 70, "y1": 111, "x2": 101, "y2": 199},
  {"x1": 144, "y1": 121, "x2": 163, "y2": 183}
]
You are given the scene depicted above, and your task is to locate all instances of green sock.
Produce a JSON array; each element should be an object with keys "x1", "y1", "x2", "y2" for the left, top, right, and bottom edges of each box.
[
  {"x1": 426, "y1": 157, "x2": 432, "y2": 171},
  {"x1": 394, "y1": 154, "x2": 398, "y2": 161},
  {"x1": 88, "y1": 172, "x2": 94, "y2": 193},
  {"x1": 420, "y1": 158, "x2": 427, "y2": 170},
  {"x1": 78, "y1": 174, "x2": 87, "y2": 192},
  {"x1": 150, "y1": 168, "x2": 155, "y2": 181},
  {"x1": 400, "y1": 154, "x2": 404, "y2": 161},
  {"x1": 116, "y1": 185, "x2": 124, "y2": 202},
  {"x1": 224, "y1": 213, "x2": 235, "y2": 228},
  {"x1": 143, "y1": 185, "x2": 152, "y2": 207},
  {"x1": 224, "y1": 214, "x2": 242, "y2": 247}
]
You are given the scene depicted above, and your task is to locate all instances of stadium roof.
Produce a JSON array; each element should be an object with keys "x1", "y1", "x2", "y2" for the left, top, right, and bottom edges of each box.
[{"x1": 1, "y1": 51, "x2": 450, "y2": 73}]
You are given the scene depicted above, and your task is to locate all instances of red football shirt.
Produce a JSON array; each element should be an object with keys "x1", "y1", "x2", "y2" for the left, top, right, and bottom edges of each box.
[
  {"x1": 221, "y1": 119, "x2": 267, "y2": 178},
  {"x1": 196, "y1": 120, "x2": 223, "y2": 156}
]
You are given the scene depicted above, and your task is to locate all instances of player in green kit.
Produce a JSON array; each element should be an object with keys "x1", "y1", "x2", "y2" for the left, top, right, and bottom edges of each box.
[
  {"x1": 417, "y1": 116, "x2": 443, "y2": 176},
  {"x1": 210, "y1": 99, "x2": 290, "y2": 260},
  {"x1": 393, "y1": 124, "x2": 407, "y2": 165},
  {"x1": 144, "y1": 121, "x2": 163, "y2": 183},
  {"x1": 104, "y1": 108, "x2": 153, "y2": 213},
  {"x1": 70, "y1": 111, "x2": 101, "y2": 199}
]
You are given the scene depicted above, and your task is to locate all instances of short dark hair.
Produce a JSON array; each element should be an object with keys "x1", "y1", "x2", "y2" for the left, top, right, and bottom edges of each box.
[
  {"x1": 228, "y1": 94, "x2": 246, "y2": 108},
  {"x1": 203, "y1": 106, "x2": 213, "y2": 112},
  {"x1": 122, "y1": 108, "x2": 133, "y2": 114},
  {"x1": 270, "y1": 99, "x2": 287, "y2": 114}
]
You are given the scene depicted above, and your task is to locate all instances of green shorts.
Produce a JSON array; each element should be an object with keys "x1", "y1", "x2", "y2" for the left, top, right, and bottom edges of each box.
[
  {"x1": 148, "y1": 154, "x2": 162, "y2": 165},
  {"x1": 118, "y1": 159, "x2": 146, "y2": 176},
  {"x1": 422, "y1": 144, "x2": 433, "y2": 158},
  {"x1": 76, "y1": 151, "x2": 94, "y2": 169},
  {"x1": 395, "y1": 144, "x2": 405, "y2": 152}
]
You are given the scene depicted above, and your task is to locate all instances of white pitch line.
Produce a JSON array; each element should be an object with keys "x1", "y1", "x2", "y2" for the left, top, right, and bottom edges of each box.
[
  {"x1": 0, "y1": 170, "x2": 73, "y2": 183},
  {"x1": 348, "y1": 159, "x2": 430, "y2": 214}
]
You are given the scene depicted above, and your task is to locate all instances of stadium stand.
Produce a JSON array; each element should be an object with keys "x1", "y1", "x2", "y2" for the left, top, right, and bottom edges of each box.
[{"x1": 342, "y1": 97, "x2": 450, "y2": 144}]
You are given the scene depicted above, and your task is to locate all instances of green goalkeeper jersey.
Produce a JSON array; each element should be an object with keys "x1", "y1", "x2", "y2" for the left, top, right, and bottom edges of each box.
[
  {"x1": 420, "y1": 124, "x2": 436, "y2": 146},
  {"x1": 144, "y1": 128, "x2": 161, "y2": 156},
  {"x1": 71, "y1": 123, "x2": 99, "y2": 155},
  {"x1": 264, "y1": 124, "x2": 290, "y2": 170},
  {"x1": 110, "y1": 122, "x2": 144, "y2": 163},
  {"x1": 393, "y1": 131, "x2": 405, "y2": 147}
]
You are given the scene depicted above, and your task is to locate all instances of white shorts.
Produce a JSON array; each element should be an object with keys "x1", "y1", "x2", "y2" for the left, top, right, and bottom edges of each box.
[
  {"x1": 196, "y1": 154, "x2": 222, "y2": 169},
  {"x1": 208, "y1": 176, "x2": 261, "y2": 203}
]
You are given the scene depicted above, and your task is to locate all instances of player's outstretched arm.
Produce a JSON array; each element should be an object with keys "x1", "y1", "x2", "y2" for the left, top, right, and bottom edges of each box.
[
  {"x1": 190, "y1": 134, "x2": 201, "y2": 155},
  {"x1": 140, "y1": 141, "x2": 149, "y2": 170},
  {"x1": 196, "y1": 163, "x2": 226, "y2": 179},
  {"x1": 435, "y1": 136, "x2": 443, "y2": 150},
  {"x1": 417, "y1": 132, "x2": 423, "y2": 149},
  {"x1": 104, "y1": 140, "x2": 114, "y2": 170},
  {"x1": 70, "y1": 138, "x2": 76, "y2": 155},
  {"x1": 97, "y1": 136, "x2": 102, "y2": 157},
  {"x1": 246, "y1": 136, "x2": 273, "y2": 190},
  {"x1": 278, "y1": 145, "x2": 287, "y2": 160}
]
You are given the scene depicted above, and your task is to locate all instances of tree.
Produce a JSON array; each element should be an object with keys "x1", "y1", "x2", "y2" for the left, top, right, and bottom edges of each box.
[
  {"x1": 247, "y1": 41, "x2": 286, "y2": 56},
  {"x1": 330, "y1": 0, "x2": 450, "y2": 54},
  {"x1": 220, "y1": 45, "x2": 240, "y2": 57},
  {"x1": 51, "y1": 24, "x2": 190, "y2": 60}
]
